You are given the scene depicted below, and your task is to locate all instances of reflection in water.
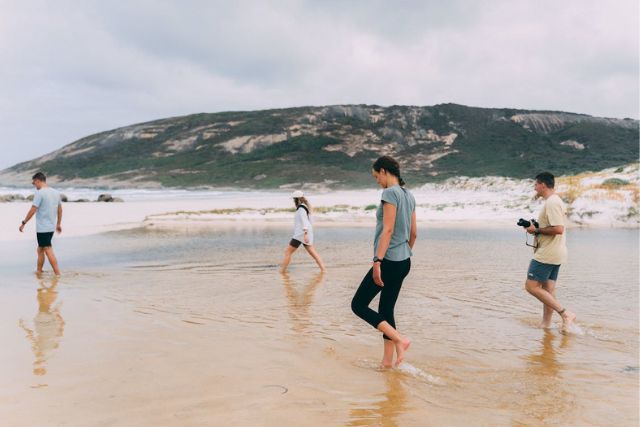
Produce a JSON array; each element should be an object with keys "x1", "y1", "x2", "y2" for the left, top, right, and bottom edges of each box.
[
  {"x1": 18, "y1": 274, "x2": 65, "y2": 376},
  {"x1": 516, "y1": 330, "x2": 572, "y2": 425},
  {"x1": 3, "y1": 228, "x2": 635, "y2": 425},
  {"x1": 348, "y1": 371, "x2": 409, "y2": 427},
  {"x1": 281, "y1": 271, "x2": 324, "y2": 334}
]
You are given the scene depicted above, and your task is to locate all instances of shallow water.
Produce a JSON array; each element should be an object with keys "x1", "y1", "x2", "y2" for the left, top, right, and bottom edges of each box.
[{"x1": 0, "y1": 227, "x2": 637, "y2": 426}]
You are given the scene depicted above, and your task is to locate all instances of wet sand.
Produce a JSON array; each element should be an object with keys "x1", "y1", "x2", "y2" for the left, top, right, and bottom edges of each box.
[{"x1": 0, "y1": 227, "x2": 637, "y2": 426}]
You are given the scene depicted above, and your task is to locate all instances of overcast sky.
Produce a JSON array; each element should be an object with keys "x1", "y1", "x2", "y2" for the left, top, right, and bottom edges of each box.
[{"x1": 0, "y1": 0, "x2": 638, "y2": 169}]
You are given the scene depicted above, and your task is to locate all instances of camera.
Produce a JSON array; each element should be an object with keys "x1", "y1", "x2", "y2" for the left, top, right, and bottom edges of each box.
[{"x1": 517, "y1": 218, "x2": 539, "y2": 228}]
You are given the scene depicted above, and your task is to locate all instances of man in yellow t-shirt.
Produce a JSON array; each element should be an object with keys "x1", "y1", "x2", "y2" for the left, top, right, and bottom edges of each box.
[{"x1": 524, "y1": 172, "x2": 577, "y2": 331}]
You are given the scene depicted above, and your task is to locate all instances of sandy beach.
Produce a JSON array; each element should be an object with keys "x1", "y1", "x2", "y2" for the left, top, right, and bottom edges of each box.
[
  {"x1": 0, "y1": 222, "x2": 638, "y2": 426},
  {"x1": 0, "y1": 165, "x2": 638, "y2": 426}
]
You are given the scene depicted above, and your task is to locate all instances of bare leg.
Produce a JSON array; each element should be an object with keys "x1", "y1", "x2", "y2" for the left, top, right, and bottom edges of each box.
[
  {"x1": 525, "y1": 279, "x2": 576, "y2": 331},
  {"x1": 303, "y1": 245, "x2": 326, "y2": 271},
  {"x1": 43, "y1": 247, "x2": 61, "y2": 276},
  {"x1": 381, "y1": 339, "x2": 395, "y2": 368},
  {"x1": 280, "y1": 245, "x2": 297, "y2": 273},
  {"x1": 377, "y1": 321, "x2": 411, "y2": 367},
  {"x1": 36, "y1": 247, "x2": 45, "y2": 273},
  {"x1": 539, "y1": 280, "x2": 556, "y2": 328}
]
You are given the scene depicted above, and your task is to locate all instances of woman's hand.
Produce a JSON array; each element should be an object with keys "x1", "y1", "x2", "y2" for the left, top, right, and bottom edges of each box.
[
  {"x1": 303, "y1": 231, "x2": 309, "y2": 244},
  {"x1": 373, "y1": 262, "x2": 384, "y2": 287}
]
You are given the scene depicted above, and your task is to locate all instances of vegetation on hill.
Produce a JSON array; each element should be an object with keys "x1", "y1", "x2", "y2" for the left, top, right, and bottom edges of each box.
[{"x1": 2, "y1": 104, "x2": 637, "y2": 188}]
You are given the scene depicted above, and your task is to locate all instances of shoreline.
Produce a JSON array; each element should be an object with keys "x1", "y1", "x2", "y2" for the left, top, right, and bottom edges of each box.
[
  {"x1": 142, "y1": 211, "x2": 639, "y2": 231},
  {"x1": 1, "y1": 162, "x2": 637, "y2": 241},
  {"x1": 1, "y1": 200, "x2": 636, "y2": 244}
]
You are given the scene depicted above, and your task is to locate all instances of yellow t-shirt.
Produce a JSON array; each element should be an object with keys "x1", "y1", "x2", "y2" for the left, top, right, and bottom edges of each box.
[{"x1": 533, "y1": 194, "x2": 567, "y2": 265}]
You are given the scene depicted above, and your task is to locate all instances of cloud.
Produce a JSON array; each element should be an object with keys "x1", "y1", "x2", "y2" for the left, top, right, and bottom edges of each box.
[{"x1": 0, "y1": 0, "x2": 637, "y2": 169}]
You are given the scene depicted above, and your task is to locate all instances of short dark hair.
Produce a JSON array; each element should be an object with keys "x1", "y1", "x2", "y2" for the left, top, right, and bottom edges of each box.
[
  {"x1": 535, "y1": 172, "x2": 555, "y2": 188},
  {"x1": 32, "y1": 172, "x2": 47, "y2": 182}
]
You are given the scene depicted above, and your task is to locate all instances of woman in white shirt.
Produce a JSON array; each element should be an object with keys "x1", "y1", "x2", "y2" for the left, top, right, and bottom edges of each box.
[{"x1": 280, "y1": 190, "x2": 326, "y2": 273}]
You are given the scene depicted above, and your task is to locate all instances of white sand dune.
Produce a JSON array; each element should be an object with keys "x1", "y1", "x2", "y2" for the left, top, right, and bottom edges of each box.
[{"x1": 1, "y1": 164, "x2": 637, "y2": 242}]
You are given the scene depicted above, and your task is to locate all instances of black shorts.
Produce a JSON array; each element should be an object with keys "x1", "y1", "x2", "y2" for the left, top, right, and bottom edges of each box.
[
  {"x1": 36, "y1": 232, "x2": 54, "y2": 248},
  {"x1": 289, "y1": 239, "x2": 308, "y2": 248}
]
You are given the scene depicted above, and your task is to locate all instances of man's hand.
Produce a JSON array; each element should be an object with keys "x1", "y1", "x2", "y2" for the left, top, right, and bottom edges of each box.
[
  {"x1": 526, "y1": 224, "x2": 537, "y2": 235},
  {"x1": 19, "y1": 223, "x2": 25, "y2": 233},
  {"x1": 373, "y1": 262, "x2": 384, "y2": 287},
  {"x1": 56, "y1": 225, "x2": 62, "y2": 234}
]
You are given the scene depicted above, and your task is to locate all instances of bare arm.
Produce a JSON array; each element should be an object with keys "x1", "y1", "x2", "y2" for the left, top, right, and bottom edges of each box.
[
  {"x1": 541, "y1": 225, "x2": 564, "y2": 235},
  {"x1": 409, "y1": 211, "x2": 417, "y2": 249},
  {"x1": 375, "y1": 202, "x2": 397, "y2": 261},
  {"x1": 24, "y1": 206, "x2": 37, "y2": 223},
  {"x1": 527, "y1": 224, "x2": 564, "y2": 235},
  {"x1": 372, "y1": 203, "x2": 397, "y2": 287},
  {"x1": 528, "y1": 200, "x2": 566, "y2": 236},
  {"x1": 56, "y1": 204, "x2": 62, "y2": 233},
  {"x1": 19, "y1": 206, "x2": 38, "y2": 232}
]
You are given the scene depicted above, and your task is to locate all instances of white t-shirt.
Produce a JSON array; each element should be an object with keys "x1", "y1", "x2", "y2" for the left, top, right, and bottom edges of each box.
[{"x1": 292, "y1": 205, "x2": 313, "y2": 244}]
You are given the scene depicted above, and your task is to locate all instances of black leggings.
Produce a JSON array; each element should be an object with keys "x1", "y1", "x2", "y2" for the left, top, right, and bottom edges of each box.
[{"x1": 351, "y1": 258, "x2": 411, "y2": 340}]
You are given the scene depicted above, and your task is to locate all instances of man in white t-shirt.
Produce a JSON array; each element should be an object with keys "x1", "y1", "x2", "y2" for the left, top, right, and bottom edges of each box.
[
  {"x1": 524, "y1": 172, "x2": 576, "y2": 331},
  {"x1": 18, "y1": 172, "x2": 63, "y2": 275}
]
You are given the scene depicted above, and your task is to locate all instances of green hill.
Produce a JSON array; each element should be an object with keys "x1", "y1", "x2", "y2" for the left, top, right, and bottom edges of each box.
[{"x1": 1, "y1": 104, "x2": 637, "y2": 188}]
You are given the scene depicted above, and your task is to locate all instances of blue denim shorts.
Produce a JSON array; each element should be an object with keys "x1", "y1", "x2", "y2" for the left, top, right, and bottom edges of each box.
[{"x1": 527, "y1": 259, "x2": 560, "y2": 282}]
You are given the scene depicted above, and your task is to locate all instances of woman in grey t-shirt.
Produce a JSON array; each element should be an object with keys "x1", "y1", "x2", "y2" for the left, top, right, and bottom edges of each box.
[
  {"x1": 280, "y1": 191, "x2": 326, "y2": 273},
  {"x1": 351, "y1": 156, "x2": 417, "y2": 368}
]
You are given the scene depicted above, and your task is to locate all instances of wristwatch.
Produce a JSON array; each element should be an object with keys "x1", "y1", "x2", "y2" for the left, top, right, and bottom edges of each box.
[
  {"x1": 21, "y1": 220, "x2": 26, "y2": 225},
  {"x1": 373, "y1": 256, "x2": 382, "y2": 263}
]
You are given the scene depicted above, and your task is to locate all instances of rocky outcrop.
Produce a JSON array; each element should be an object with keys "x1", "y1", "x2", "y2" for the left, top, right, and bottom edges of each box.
[
  {"x1": 96, "y1": 194, "x2": 124, "y2": 202},
  {"x1": 221, "y1": 134, "x2": 288, "y2": 154},
  {"x1": 0, "y1": 104, "x2": 637, "y2": 189},
  {"x1": 0, "y1": 194, "x2": 26, "y2": 202},
  {"x1": 560, "y1": 140, "x2": 585, "y2": 150},
  {"x1": 511, "y1": 113, "x2": 637, "y2": 134}
]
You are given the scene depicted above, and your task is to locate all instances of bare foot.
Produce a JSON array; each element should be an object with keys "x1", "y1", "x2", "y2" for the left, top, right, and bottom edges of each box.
[
  {"x1": 394, "y1": 338, "x2": 411, "y2": 367},
  {"x1": 538, "y1": 320, "x2": 552, "y2": 329},
  {"x1": 379, "y1": 361, "x2": 393, "y2": 369},
  {"x1": 561, "y1": 311, "x2": 576, "y2": 332}
]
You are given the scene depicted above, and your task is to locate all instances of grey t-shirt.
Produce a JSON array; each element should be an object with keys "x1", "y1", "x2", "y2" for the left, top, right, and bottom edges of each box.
[
  {"x1": 32, "y1": 187, "x2": 61, "y2": 233},
  {"x1": 374, "y1": 185, "x2": 415, "y2": 261}
]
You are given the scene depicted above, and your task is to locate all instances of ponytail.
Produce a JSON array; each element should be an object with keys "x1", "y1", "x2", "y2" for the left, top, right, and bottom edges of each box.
[{"x1": 373, "y1": 155, "x2": 405, "y2": 187}]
